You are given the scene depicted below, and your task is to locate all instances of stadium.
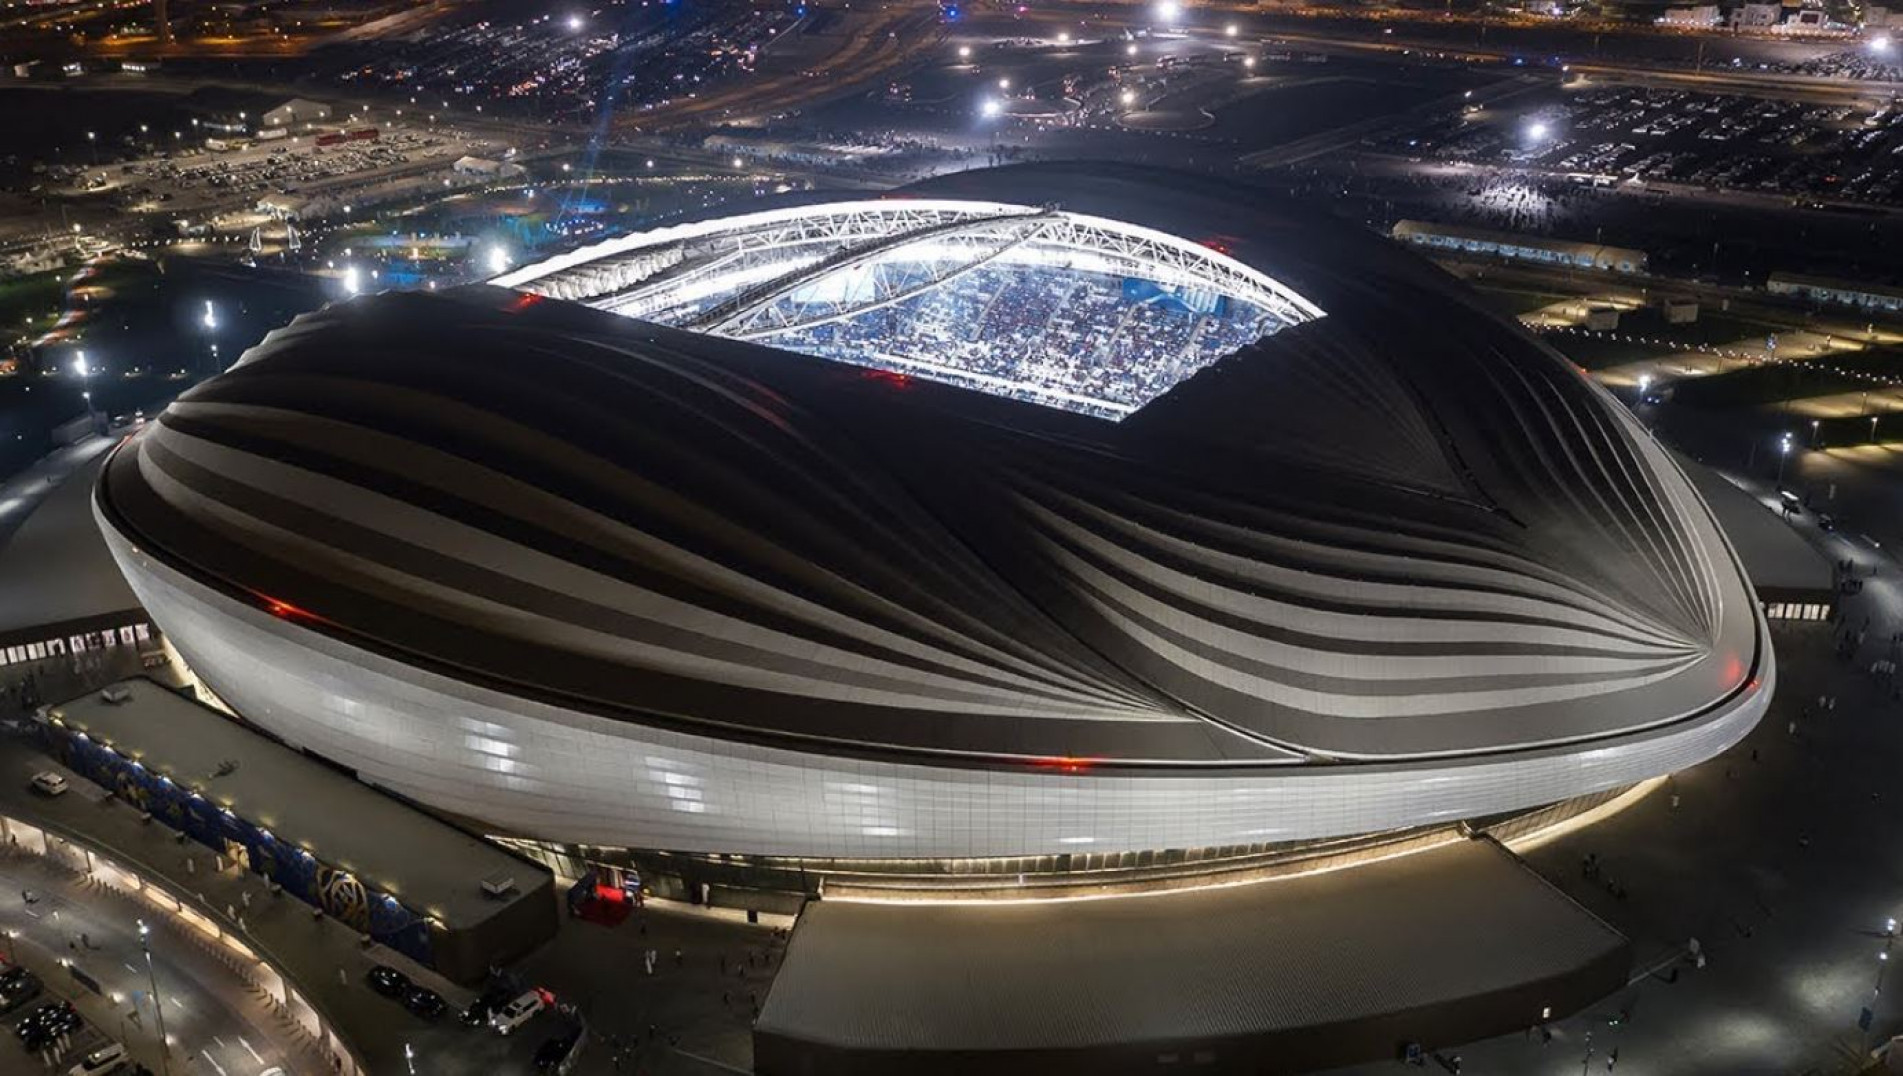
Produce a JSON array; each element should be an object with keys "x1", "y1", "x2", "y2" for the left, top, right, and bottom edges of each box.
[{"x1": 93, "y1": 166, "x2": 1771, "y2": 868}]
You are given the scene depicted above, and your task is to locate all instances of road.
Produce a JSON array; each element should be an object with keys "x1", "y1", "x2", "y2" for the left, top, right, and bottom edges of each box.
[{"x1": 0, "y1": 848, "x2": 318, "y2": 1076}]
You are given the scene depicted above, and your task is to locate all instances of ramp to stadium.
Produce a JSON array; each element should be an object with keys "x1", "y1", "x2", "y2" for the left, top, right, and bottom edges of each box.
[{"x1": 754, "y1": 837, "x2": 1629, "y2": 1075}]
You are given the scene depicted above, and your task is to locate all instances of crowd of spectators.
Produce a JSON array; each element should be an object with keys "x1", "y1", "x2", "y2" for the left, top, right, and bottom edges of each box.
[{"x1": 762, "y1": 266, "x2": 1283, "y2": 419}]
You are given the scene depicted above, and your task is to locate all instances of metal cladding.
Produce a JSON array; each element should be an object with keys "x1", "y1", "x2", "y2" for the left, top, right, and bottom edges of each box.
[{"x1": 94, "y1": 167, "x2": 1770, "y2": 857}]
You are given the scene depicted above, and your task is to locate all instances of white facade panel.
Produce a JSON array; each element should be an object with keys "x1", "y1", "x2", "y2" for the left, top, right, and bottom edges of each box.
[{"x1": 102, "y1": 511, "x2": 1772, "y2": 860}]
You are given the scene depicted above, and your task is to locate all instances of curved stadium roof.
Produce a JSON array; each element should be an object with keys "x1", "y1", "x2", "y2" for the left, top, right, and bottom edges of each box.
[{"x1": 93, "y1": 166, "x2": 1770, "y2": 854}]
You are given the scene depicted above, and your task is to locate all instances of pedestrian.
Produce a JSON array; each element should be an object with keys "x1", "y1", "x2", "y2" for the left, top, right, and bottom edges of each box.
[{"x1": 674, "y1": 948, "x2": 683, "y2": 967}]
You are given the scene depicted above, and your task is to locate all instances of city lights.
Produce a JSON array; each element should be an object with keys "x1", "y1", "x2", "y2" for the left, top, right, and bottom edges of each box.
[{"x1": 9, "y1": 2, "x2": 1903, "y2": 1071}]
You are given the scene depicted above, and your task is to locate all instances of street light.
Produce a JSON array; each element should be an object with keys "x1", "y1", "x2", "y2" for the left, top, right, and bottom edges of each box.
[
  {"x1": 200, "y1": 300, "x2": 217, "y2": 331},
  {"x1": 1526, "y1": 120, "x2": 1551, "y2": 142},
  {"x1": 957, "y1": 44, "x2": 972, "y2": 60},
  {"x1": 72, "y1": 351, "x2": 100, "y2": 432},
  {"x1": 1776, "y1": 433, "x2": 1793, "y2": 485},
  {"x1": 1155, "y1": 0, "x2": 1181, "y2": 24},
  {"x1": 485, "y1": 245, "x2": 509, "y2": 276},
  {"x1": 980, "y1": 97, "x2": 1003, "y2": 118},
  {"x1": 137, "y1": 920, "x2": 172, "y2": 1076}
]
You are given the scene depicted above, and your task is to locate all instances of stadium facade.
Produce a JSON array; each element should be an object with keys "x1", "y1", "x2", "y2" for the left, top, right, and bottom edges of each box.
[{"x1": 94, "y1": 167, "x2": 1771, "y2": 860}]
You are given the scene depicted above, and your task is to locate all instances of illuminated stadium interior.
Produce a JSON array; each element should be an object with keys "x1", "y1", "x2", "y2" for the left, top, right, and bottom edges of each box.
[{"x1": 491, "y1": 199, "x2": 1325, "y2": 418}]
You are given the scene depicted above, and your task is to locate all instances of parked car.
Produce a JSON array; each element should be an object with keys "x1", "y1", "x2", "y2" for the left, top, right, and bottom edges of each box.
[
  {"x1": 365, "y1": 965, "x2": 412, "y2": 998},
  {"x1": 19, "y1": 1000, "x2": 82, "y2": 1050},
  {"x1": 462, "y1": 985, "x2": 514, "y2": 1027},
  {"x1": 489, "y1": 990, "x2": 547, "y2": 1035},
  {"x1": 30, "y1": 772, "x2": 69, "y2": 797},
  {"x1": 0, "y1": 970, "x2": 43, "y2": 1014},
  {"x1": 402, "y1": 984, "x2": 447, "y2": 1019},
  {"x1": 67, "y1": 1042, "x2": 128, "y2": 1076}
]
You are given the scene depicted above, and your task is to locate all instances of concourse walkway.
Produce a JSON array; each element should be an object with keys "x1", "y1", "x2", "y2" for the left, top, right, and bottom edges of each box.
[{"x1": 756, "y1": 837, "x2": 1629, "y2": 1076}]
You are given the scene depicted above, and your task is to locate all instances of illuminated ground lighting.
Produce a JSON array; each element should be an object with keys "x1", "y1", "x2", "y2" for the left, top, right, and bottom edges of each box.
[{"x1": 1500, "y1": 776, "x2": 1667, "y2": 853}]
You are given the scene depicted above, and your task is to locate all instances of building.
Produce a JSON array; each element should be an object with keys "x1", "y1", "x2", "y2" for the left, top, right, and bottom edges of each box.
[
  {"x1": 1768, "y1": 270, "x2": 1903, "y2": 313},
  {"x1": 1677, "y1": 457, "x2": 1837, "y2": 622},
  {"x1": 93, "y1": 166, "x2": 1770, "y2": 873},
  {"x1": 261, "y1": 98, "x2": 331, "y2": 129},
  {"x1": 1731, "y1": 1, "x2": 1784, "y2": 27},
  {"x1": 39, "y1": 679, "x2": 555, "y2": 983},
  {"x1": 1658, "y1": 3, "x2": 1722, "y2": 25},
  {"x1": 451, "y1": 155, "x2": 526, "y2": 179},
  {"x1": 1391, "y1": 220, "x2": 1648, "y2": 272}
]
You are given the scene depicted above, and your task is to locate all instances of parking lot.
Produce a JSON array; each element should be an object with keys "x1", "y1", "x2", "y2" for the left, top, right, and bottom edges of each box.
[
  {"x1": 46, "y1": 122, "x2": 492, "y2": 221},
  {"x1": 308, "y1": 0, "x2": 796, "y2": 123},
  {"x1": 0, "y1": 970, "x2": 124, "y2": 1075},
  {"x1": 1372, "y1": 82, "x2": 1903, "y2": 206}
]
